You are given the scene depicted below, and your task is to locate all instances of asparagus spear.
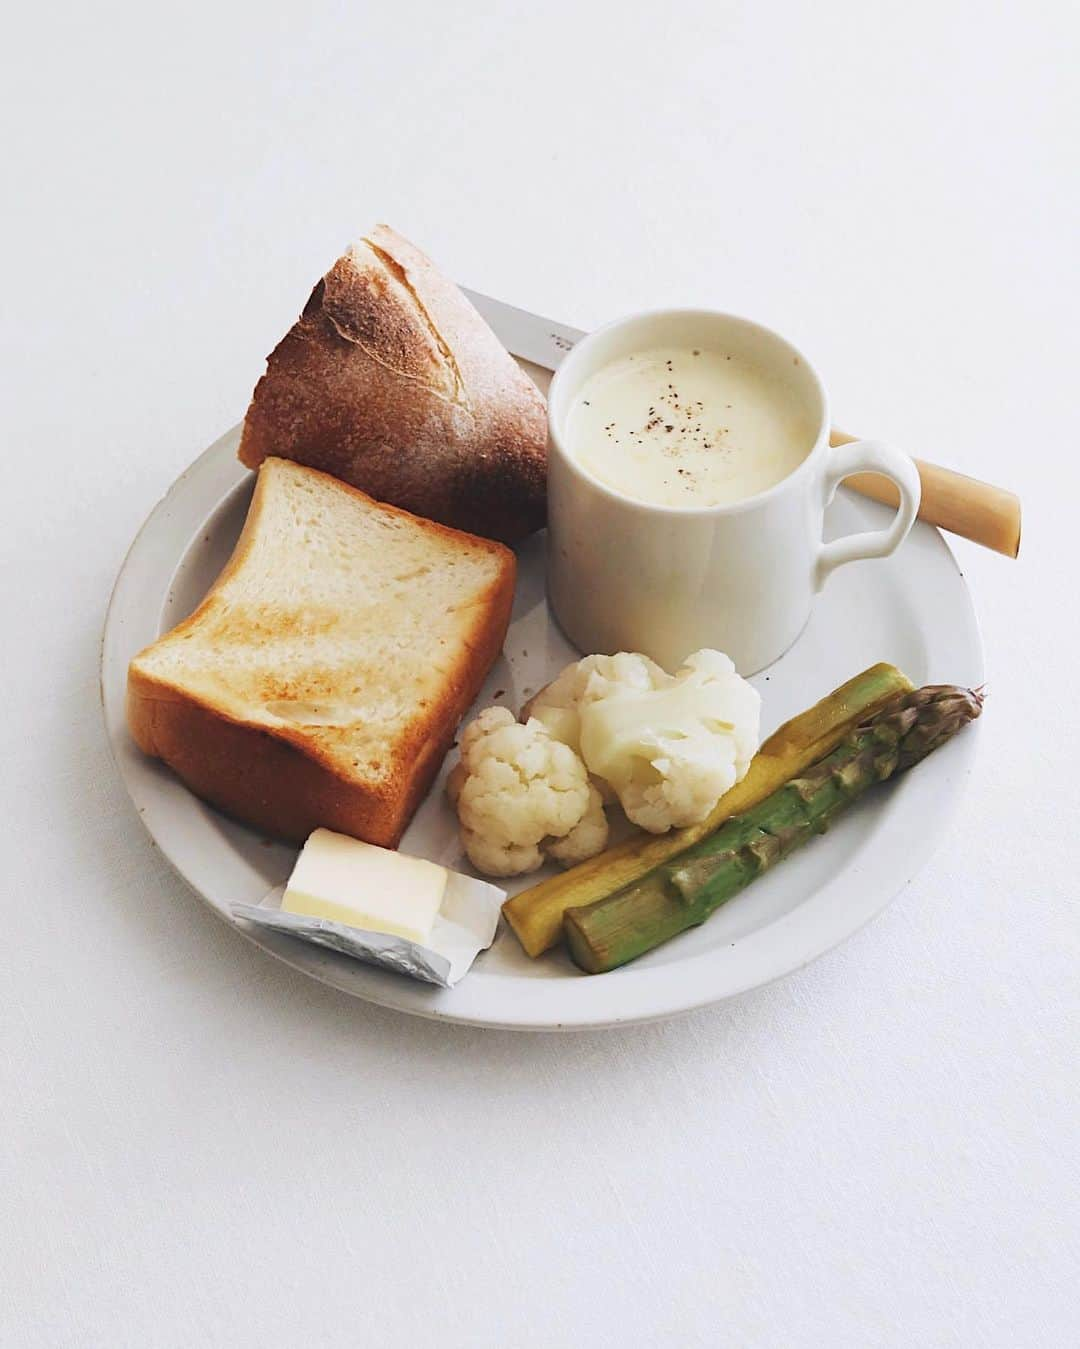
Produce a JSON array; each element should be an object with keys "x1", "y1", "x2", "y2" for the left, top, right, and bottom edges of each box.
[
  {"x1": 563, "y1": 685, "x2": 983, "y2": 974},
  {"x1": 504, "y1": 662, "x2": 914, "y2": 957}
]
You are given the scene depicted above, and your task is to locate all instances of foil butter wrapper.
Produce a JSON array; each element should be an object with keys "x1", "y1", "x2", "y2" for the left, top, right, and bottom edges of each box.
[{"x1": 233, "y1": 871, "x2": 505, "y2": 988}]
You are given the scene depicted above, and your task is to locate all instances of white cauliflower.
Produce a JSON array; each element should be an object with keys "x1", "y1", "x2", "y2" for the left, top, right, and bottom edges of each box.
[
  {"x1": 523, "y1": 652, "x2": 666, "y2": 804},
  {"x1": 447, "y1": 706, "x2": 609, "y2": 877},
  {"x1": 523, "y1": 651, "x2": 667, "y2": 754},
  {"x1": 545, "y1": 785, "x2": 609, "y2": 865},
  {"x1": 530, "y1": 649, "x2": 761, "y2": 834}
]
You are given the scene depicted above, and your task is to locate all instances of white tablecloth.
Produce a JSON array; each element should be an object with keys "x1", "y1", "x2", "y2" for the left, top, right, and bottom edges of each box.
[{"x1": 3, "y1": 3, "x2": 1077, "y2": 1345}]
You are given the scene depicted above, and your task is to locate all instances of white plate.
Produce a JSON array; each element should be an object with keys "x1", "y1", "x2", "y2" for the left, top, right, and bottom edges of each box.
[{"x1": 101, "y1": 306, "x2": 983, "y2": 1031}]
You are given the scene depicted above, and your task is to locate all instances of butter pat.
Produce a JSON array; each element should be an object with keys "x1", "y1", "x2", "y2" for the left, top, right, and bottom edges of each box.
[
  {"x1": 281, "y1": 828, "x2": 447, "y2": 943},
  {"x1": 234, "y1": 839, "x2": 506, "y2": 988}
]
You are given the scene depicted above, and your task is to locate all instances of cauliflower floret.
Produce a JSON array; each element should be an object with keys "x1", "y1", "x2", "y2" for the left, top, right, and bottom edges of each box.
[
  {"x1": 607, "y1": 732, "x2": 740, "y2": 833},
  {"x1": 448, "y1": 706, "x2": 609, "y2": 877},
  {"x1": 524, "y1": 652, "x2": 666, "y2": 804},
  {"x1": 545, "y1": 785, "x2": 609, "y2": 865},
  {"x1": 523, "y1": 652, "x2": 667, "y2": 755},
  {"x1": 577, "y1": 649, "x2": 762, "y2": 833},
  {"x1": 672, "y1": 649, "x2": 761, "y2": 781}
]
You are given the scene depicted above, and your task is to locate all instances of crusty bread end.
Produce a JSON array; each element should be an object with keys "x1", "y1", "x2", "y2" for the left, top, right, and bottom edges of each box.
[{"x1": 238, "y1": 225, "x2": 548, "y2": 544}]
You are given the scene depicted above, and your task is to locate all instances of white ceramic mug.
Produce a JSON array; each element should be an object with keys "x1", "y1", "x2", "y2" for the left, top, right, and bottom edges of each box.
[{"x1": 546, "y1": 309, "x2": 922, "y2": 674}]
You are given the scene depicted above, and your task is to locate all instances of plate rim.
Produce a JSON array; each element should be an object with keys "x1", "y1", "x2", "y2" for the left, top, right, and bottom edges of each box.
[{"x1": 102, "y1": 424, "x2": 983, "y2": 1031}]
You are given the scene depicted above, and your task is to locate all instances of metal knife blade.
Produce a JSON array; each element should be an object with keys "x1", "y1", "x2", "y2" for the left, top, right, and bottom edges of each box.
[{"x1": 462, "y1": 287, "x2": 584, "y2": 373}]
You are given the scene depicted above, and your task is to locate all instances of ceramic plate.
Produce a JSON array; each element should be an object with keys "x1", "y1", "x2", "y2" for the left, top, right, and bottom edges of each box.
[{"x1": 101, "y1": 306, "x2": 983, "y2": 1030}]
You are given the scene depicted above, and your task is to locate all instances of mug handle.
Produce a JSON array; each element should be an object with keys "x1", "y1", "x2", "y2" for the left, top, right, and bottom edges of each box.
[{"x1": 815, "y1": 440, "x2": 922, "y2": 591}]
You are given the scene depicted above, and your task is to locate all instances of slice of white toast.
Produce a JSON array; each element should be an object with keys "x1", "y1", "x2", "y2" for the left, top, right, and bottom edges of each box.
[{"x1": 127, "y1": 457, "x2": 515, "y2": 846}]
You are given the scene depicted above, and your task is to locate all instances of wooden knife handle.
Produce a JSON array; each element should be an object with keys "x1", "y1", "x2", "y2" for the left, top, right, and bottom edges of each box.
[{"x1": 829, "y1": 429, "x2": 1021, "y2": 558}]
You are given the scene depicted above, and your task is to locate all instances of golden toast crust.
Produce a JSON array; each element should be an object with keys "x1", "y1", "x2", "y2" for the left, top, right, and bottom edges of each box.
[{"x1": 127, "y1": 459, "x2": 515, "y2": 846}]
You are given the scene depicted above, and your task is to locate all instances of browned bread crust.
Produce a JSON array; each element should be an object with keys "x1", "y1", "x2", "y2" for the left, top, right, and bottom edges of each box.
[
  {"x1": 238, "y1": 225, "x2": 548, "y2": 544},
  {"x1": 126, "y1": 678, "x2": 462, "y2": 846},
  {"x1": 127, "y1": 459, "x2": 515, "y2": 847}
]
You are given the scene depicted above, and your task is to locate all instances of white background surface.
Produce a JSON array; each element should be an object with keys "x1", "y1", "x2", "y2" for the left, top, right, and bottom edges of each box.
[{"x1": 2, "y1": 2, "x2": 1078, "y2": 1345}]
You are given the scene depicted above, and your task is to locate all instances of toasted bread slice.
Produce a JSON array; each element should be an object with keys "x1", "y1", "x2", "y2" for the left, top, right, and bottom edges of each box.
[
  {"x1": 237, "y1": 224, "x2": 547, "y2": 544},
  {"x1": 127, "y1": 458, "x2": 515, "y2": 846}
]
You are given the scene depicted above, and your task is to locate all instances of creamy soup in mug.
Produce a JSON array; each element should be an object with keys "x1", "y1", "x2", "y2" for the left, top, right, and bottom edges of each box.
[{"x1": 563, "y1": 346, "x2": 816, "y2": 508}]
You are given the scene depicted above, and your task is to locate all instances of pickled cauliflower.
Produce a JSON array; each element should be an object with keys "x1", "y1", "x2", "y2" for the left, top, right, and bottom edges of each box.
[
  {"x1": 528, "y1": 649, "x2": 761, "y2": 834},
  {"x1": 447, "y1": 706, "x2": 609, "y2": 877}
]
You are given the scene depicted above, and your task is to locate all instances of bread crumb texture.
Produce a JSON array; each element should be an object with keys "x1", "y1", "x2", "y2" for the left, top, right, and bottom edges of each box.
[{"x1": 135, "y1": 459, "x2": 509, "y2": 785}]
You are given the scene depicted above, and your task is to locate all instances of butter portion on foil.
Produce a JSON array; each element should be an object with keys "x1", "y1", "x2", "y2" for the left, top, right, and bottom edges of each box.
[{"x1": 233, "y1": 869, "x2": 505, "y2": 988}]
